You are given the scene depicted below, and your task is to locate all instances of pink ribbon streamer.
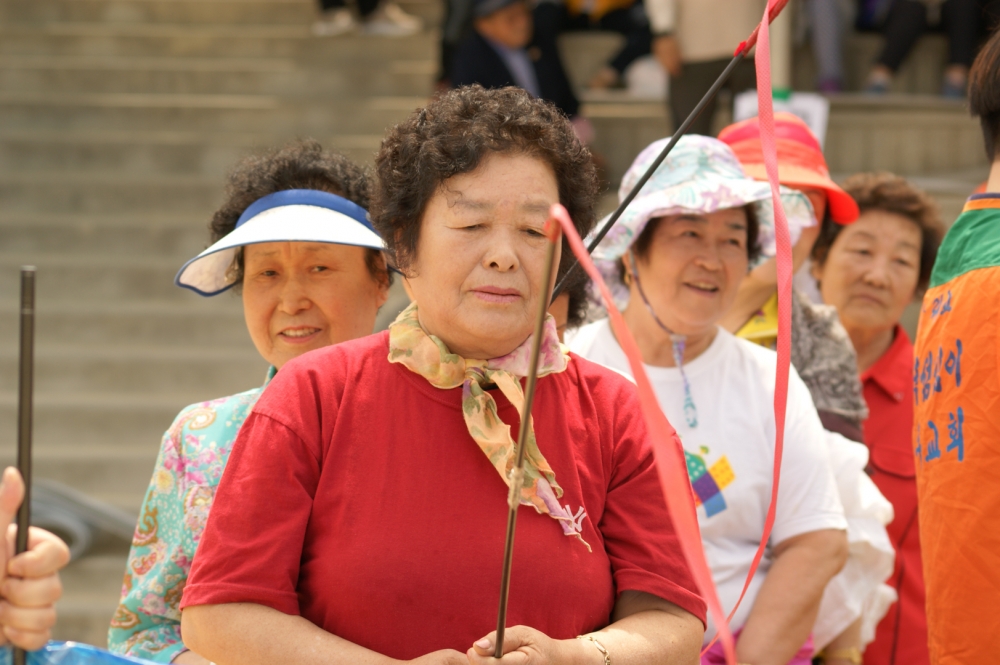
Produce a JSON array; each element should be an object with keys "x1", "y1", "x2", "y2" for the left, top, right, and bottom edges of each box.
[{"x1": 549, "y1": 203, "x2": 737, "y2": 664}]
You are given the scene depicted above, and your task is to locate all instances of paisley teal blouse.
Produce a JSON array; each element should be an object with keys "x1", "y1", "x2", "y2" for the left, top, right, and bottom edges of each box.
[{"x1": 108, "y1": 368, "x2": 274, "y2": 662}]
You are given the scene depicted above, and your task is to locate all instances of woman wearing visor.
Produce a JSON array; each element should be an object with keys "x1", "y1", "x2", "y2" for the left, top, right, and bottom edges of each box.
[
  {"x1": 108, "y1": 142, "x2": 390, "y2": 664},
  {"x1": 568, "y1": 135, "x2": 849, "y2": 665},
  {"x1": 179, "y1": 86, "x2": 706, "y2": 665}
]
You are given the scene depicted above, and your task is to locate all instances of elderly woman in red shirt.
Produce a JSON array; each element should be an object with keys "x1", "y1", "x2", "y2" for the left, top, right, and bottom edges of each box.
[
  {"x1": 178, "y1": 85, "x2": 706, "y2": 665},
  {"x1": 809, "y1": 173, "x2": 945, "y2": 665}
]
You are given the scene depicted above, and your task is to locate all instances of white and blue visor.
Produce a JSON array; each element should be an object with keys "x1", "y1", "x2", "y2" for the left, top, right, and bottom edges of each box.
[{"x1": 175, "y1": 189, "x2": 385, "y2": 297}]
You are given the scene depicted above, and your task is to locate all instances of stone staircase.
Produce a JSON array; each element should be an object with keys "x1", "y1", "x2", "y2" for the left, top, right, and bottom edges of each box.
[
  {"x1": 0, "y1": 0, "x2": 989, "y2": 650},
  {"x1": 0, "y1": 0, "x2": 438, "y2": 647}
]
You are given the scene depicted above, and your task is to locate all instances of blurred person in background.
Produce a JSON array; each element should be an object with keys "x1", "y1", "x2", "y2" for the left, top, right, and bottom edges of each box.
[
  {"x1": 719, "y1": 115, "x2": 897, "y2": 665},
  {"x1": 569, "y1": 135, "x2": 849, "y2": 665},
  {"x1": 532, "y1": 0, "x2": 653, "y2": 90},
  {"x1": 107, "y1": 141, "x2": 391, "y2": 664},
  {"x1": 313, "y1": 0, "x2": 421, "y2": 36},
  {"x1": 810, "y1": 172, "x2": 944, "y2": 665},
  {"x1": 910, "y1": 28, "x2": 1000, "y2": 663},
  {"x1": 805, "y1": 0, "x2": 850, "y2": 93},
  {"x1": 863, "y1": 0, "x2": 1000, "y2": 97},
  {"x1": 450, "y1": 0, "x2": 595, "y2": 144},
  {"x1": 718, "y1": 113, "x2": 868, "y2": 441},
  {"x1": 643, "y1": 0, "x2": 764, "y2": 136}
]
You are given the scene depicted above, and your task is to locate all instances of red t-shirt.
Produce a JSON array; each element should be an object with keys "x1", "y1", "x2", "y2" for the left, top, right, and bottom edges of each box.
[
  {"x1": 182, "y1": 331, "x2": 706, "y2": 660},
  {"x1": 860, "y1": 326, "x2": 928, "y2": 665}
]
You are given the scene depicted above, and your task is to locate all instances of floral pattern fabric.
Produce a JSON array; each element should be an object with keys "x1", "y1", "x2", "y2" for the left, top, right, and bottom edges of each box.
[
  {"x1": 387, "y1": 303, "x2": 589, "y2": 549},
  {"x1": 107, "y1": 369, "x2": 275, "y2": 662}
]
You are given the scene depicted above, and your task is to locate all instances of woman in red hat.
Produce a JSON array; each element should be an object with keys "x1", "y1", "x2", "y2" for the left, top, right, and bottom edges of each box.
[{"x1": 718, "y1": 114, "x2": 898, "y2": 665}]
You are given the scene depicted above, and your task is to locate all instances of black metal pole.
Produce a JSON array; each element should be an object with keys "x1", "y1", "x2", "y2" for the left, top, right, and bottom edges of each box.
[
  {"x1": 493, "y1": 237, "x2": 559, "y2": 658},
  {"x1": 14, "y1": 267, "x2": 35, "y2": 665}
]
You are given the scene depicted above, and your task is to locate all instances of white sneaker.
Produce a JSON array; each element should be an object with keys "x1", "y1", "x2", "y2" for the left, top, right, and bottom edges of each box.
[
  {"x1": 361, "y1": 2, "x2": 422, "y2": 36},
  {"x1": 312, "y1": 8, "x2": 357, "y2": 36}
]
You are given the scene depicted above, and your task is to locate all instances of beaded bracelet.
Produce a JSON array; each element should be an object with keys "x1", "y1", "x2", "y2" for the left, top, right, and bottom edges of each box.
[{"x1": 575, "y1": 635, "x2": 611, "y2": 665}]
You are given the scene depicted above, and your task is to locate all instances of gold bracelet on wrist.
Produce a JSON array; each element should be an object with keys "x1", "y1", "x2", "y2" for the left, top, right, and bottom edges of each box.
[
  {"x1": 819, "y1": 647, "x2": 863, "y2": 664},
  {"x1": 576, "y1": 634, "x2": 611, "y2": 665}
]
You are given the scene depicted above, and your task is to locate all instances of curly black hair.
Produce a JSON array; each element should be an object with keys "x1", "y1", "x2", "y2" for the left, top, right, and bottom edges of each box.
[
  {"x1": 209, "y1": 139, "x2": 388, "y2": 290},
  {"x1": 370, "y1": 85, "x2": 600, "y2": 284}
]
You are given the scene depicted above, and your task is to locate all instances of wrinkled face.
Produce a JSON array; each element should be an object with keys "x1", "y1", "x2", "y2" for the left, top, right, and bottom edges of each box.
[
  {"x1": 242, "y1": 242, "x2": 389, "y2": 369},
  {"x1": 630, "y1": 208, "x2": 750, "y2": 337},
  {"x1": 475, "y1": 0, "x2": 533, "y2": 49},
  {"x1": 405, "y1": 153, "x2": 561, "y2": 359},
  {"x1": 813, "y1": 209, "x2": 922, "y2": 336}
]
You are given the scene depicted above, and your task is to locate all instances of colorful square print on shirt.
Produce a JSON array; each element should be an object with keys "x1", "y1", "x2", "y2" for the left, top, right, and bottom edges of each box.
[{"x1": 685, "y1": 447, "x2": 735, "y2": 517}]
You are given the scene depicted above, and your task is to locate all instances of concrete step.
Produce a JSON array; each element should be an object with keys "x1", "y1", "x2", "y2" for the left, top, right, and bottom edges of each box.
[
  {"x1": 0, "y1": 254, "x2": 218, "y2": 301},
  {"x1": 0, "y1": 92, "x2": 427, "y2": 135},
  {"x1": 57, "y1": 553, "x2": 131, "y2": 648},
  {"x1": 0, "y1": 345, "x2": 264, "y2": 394},
  {"x1": 2, "y1": 0, "x2": 318, "y2": 26},
  {"x1": 0, "y1": 23, "x2": 439, "y2": 59},
  {"x1": 0, "y1": 390, "x2": 263, "y2": 452},
  {"x1": 0, "y1": 212, "x2": 217, "y2": 257},
  {"x1": 2, "y1": 0, "x2": 442, "y2": 28},
  {"x1": 794, "y1": 32, "x2": 950, "y2": 96},
  {"x1": 0, "y1": 171, "x2": 225, "y2": 215},
  {"x1": 0, "y1": 54, "x2": 434, "y2": 97},
  {"x1": 0, "y1": 300, "x2": 249, "y2": 347},
  {"x1": 0, "y1": 447, "x2": 160, "y2": 514},
  {"x1": 0, "y1": 130, "x2": 383, "y2": 176},
  {"x1": 582, "y1": 92, "x2": 987, "y2": 184}
]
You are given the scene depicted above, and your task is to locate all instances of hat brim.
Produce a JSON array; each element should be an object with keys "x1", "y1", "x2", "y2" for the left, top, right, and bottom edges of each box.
[
  {"x1": 740, "y1": 163, "x2": 859, "y2": 224},
  {"x1": 593, "y1": 176, "x2": 775, "y2": 262},
  {"x1": 175, "y1": 204, "x2": 386, "y2": 297}
]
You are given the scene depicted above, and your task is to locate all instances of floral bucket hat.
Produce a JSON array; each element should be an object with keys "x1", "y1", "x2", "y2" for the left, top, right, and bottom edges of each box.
[{"x1": 590, "y1": 134, "x2": 816, "y2": 309}]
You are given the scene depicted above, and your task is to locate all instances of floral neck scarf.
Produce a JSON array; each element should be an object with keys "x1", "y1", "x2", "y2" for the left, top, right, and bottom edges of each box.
[{"x1": 388, "y1": 303, "x2": 590, "y2": 550}]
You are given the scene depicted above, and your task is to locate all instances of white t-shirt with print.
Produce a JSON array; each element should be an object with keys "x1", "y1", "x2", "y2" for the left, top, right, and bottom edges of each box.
[{"x1": 567, "y1": 319, "x2": 847, "y2": 639}]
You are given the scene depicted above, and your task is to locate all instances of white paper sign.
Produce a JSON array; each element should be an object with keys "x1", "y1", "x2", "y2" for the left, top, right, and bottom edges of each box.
[{"x1": 733, "y1": 91, "x2": 831, "y2": 148}]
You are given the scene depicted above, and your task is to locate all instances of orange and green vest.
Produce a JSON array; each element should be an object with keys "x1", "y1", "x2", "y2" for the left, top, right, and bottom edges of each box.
[{"x1": 913, "y1": 194, "x2": 1000, "y2": 665}]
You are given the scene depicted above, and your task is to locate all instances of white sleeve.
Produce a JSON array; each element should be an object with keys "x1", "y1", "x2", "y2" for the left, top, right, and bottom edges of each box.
[
  {"x1": 769, "y1": 368, "x2": 848, "y2": 545},
  {"x1": 645, "y1": 0, "x2": 676, "y2": 35}
]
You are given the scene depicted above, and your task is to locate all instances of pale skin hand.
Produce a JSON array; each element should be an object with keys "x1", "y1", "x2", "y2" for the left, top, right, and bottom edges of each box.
[
  {"x1": 466, "y1": 592, "x2": 703, "y2": 665},
  {"x1": 182, "y1": 592, "x2": 702, "y2": 665},
  {"x1": 735, "y1": 529, "x2": 848, "y2": 665},
  {"x1": 652, "y1": 35, "x2": 682, "y2": 77},
  {"x1": 0, "y1": 467, "x2": 71, "y2": 651},
  {"x1": 720, "y1": 224, "x2": 820, "y2": 334}
]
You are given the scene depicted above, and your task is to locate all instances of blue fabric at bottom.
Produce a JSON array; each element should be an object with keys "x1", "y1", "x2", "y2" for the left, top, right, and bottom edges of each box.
[{"x1": 0, "y1": 642, "x2": 158, "y2": 665}]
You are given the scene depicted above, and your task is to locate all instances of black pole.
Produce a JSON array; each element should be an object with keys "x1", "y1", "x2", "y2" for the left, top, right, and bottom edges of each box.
[
  {"x1": 551, "y1": 51, "x2": 746, "y2": 301},
  {"x1": 14, "y1": 267, "x2": 35, "y2": 665},
  {"x1": 493, "y1": 236, "x2": 560, "y2": 658}
]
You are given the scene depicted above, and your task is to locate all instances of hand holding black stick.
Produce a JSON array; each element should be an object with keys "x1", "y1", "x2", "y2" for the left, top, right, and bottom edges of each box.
[
  {"x1": 492, "y1": 216, "x2": 562, "y2": 659},
  {"x1": 550, "y1": 0, "x2": 790, "y2": 301},
  {"x1": 14, "y1": 267, "x2": 35, "y2": 665}
]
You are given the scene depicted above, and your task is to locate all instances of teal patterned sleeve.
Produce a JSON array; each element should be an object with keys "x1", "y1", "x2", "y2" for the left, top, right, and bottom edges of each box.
[
  {"x1": 107, "y1": 399, "x2": 231, "y2": 663},
  {"x1": 107, "y1": 383, "x2": 265, "y2": 662}
]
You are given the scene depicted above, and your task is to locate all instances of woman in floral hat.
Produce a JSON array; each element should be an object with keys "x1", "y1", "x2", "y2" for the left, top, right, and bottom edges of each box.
[
  {"x1": 178, "y1": 87, "x2": 706, "y2": 665},
  {"x1": 568, "y1": 134, "x2": 848, "y2": 665}
]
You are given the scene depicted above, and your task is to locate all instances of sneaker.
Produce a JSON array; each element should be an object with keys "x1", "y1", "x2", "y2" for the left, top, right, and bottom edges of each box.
[
  {"x1": 863, "y1": 67, "x2": 892, "y2": 95},
  {"x1": 312, "y1": 8, "x2": 357, "y2": 36},
  {"x1": 361, "y1": 2, "x2": 421, "y2": 36}
]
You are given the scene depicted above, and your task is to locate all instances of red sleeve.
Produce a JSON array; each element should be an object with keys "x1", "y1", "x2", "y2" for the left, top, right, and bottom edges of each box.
[
  {"x1": 596, "y1": 378, "x2": 708, "y2": 627},
  {"x1": 181, "y1": 367, "x2": 326, "y2": 615}
]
